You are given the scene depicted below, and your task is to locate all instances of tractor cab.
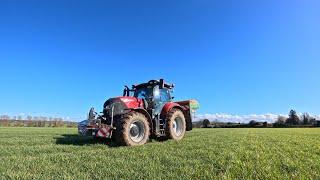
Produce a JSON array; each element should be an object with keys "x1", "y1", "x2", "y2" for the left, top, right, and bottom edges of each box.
[{"x1": 124, "y1": 79, "x2": 174, "y2": 115}]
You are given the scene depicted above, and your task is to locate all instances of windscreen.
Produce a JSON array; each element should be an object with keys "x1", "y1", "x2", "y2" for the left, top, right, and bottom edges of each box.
[{"x1": 133, "y1": 87, "x2": 153, "y2": 99}]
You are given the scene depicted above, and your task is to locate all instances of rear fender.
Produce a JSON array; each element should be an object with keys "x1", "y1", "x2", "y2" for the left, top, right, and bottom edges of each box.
[
  {"x1": 160, "y1": 102, "x2": 184, "y2": 118},
  {"x1": 161, "y1": 102, "x2": 193, "y2": 131}
]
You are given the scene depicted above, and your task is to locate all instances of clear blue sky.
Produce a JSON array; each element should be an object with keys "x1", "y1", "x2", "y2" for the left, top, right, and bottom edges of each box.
[{"x1": 0, "y1": 0, "x2": 319, "y2": 120}]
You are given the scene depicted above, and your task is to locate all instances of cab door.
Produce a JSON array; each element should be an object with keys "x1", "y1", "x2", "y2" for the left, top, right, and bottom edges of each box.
[{"x1": 153, "y1": 85, "x2": 171, "y2": 116}]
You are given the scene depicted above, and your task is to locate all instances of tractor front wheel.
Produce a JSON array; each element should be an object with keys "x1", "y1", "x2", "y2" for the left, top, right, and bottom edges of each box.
[
  {"x1": 165, "y1": 108, "x2": 186, "y2": 140},
  {"x1": 113, "y1": 112, "x2": 150, "y2": 146}
]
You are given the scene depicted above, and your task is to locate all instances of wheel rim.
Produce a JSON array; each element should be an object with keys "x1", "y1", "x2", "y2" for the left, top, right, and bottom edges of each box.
[
  {"x1": 173, "y1": 117, "x2": 183, "y2": 136},
  {"x1": 129, "y1": 121, "x2": 145, "y2": 143}
]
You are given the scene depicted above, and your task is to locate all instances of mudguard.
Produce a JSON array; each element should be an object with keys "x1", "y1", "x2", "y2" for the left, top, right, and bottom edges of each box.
[{"x1": 161, "y1": 100, "x2": 199, "y2": 131}]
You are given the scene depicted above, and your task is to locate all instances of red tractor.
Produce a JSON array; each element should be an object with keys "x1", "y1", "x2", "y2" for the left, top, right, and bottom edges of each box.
[{"x1": 78, "y1": 79, "x2": 199, "y2": 146}]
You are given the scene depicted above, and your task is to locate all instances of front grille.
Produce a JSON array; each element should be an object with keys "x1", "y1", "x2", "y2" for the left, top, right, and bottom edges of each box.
[{"x1": 103, "y1": 99, "x2": 127, "y2": 124}]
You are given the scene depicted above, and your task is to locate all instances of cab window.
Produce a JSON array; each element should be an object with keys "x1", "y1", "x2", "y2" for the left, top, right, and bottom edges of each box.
[{"x1": 160, "y1": 88, "x2": 171, "y2": 102}]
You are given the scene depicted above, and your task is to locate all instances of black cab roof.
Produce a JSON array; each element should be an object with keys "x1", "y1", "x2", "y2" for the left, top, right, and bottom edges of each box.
[{"x1": 133, "y1": 79, "x2": 174, "y2": 89}]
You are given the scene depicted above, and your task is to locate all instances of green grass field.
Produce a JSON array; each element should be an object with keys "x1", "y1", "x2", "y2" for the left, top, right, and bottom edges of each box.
[{"x1": 0, "y1": 128, "x2": 319, "y2": 179}]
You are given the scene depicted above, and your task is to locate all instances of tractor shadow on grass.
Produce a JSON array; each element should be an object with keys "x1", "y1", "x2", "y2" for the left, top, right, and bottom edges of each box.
[{"x1": 55, "y1": 134, "x2": 118, "y2": 148}]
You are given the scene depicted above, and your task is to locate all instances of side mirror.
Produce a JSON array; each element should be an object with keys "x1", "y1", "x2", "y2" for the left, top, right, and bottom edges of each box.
[{"x1": 159, "y1": 79, "x2": 164, "y2": 89}]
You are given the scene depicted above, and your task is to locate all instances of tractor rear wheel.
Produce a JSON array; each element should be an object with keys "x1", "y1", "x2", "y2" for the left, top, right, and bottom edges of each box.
[
  {"x1": 113, "y1": 112, "x2": 150, "y2": 146},
  {"x1": 165, "y1": 108, "x2": 186, "y2": 140}
]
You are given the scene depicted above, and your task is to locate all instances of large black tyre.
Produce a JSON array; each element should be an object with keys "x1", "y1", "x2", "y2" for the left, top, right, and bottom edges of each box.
[
  {"x1": 165, "y1": 108, "x2": 186, "y2": 140},
  {"x1": 113, "y1": 112, "x2": 150, "y2": 146}
]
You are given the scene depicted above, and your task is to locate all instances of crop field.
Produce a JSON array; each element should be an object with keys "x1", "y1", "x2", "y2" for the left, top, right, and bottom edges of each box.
[{"x1": 0, "y1": 128, "x2": 320, "y2": 179}]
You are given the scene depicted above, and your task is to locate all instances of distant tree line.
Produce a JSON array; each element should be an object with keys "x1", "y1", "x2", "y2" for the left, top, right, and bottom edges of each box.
[
  {"x1": 274, "y1": 110, "x2": 319, "y2": 127},
  {"x1": 0, "y1": 115, "x2": 77, "y2": 128},
  {"x1": 194, "y1": 109, "x2": 320, "y2": 128},
  {"x1": 194, "y1": 120, "x2": 271, "y2": 128}
]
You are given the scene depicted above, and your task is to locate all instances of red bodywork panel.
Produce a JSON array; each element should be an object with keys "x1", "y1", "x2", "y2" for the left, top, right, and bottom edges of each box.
[
  {"x1": 161, "y1": 102, "x2": 183, "y2": 117},
  {"x1": 176, "y1": 100, "x2": 193, "y2": 112},
  {"x1": 116, "y1": 96, "x2": 145, "y2": 109},
  {"x1": 114, "y1": 97, "x2": 192, "y2": 114},
  {"x1": 161, "y1": 100, "x2": 193, "y2": 131},
  {"x1": 161, "y1": 101, "x2": 191, "y2": 117}
]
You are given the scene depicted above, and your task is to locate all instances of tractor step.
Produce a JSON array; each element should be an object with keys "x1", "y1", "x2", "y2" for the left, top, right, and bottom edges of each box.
[
  {"x1": 158, "y1": 119, "x2": 166, "y2": 136},
  {"x1": 159, "y1": 129, "x2": 165, "y2": 135}
]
